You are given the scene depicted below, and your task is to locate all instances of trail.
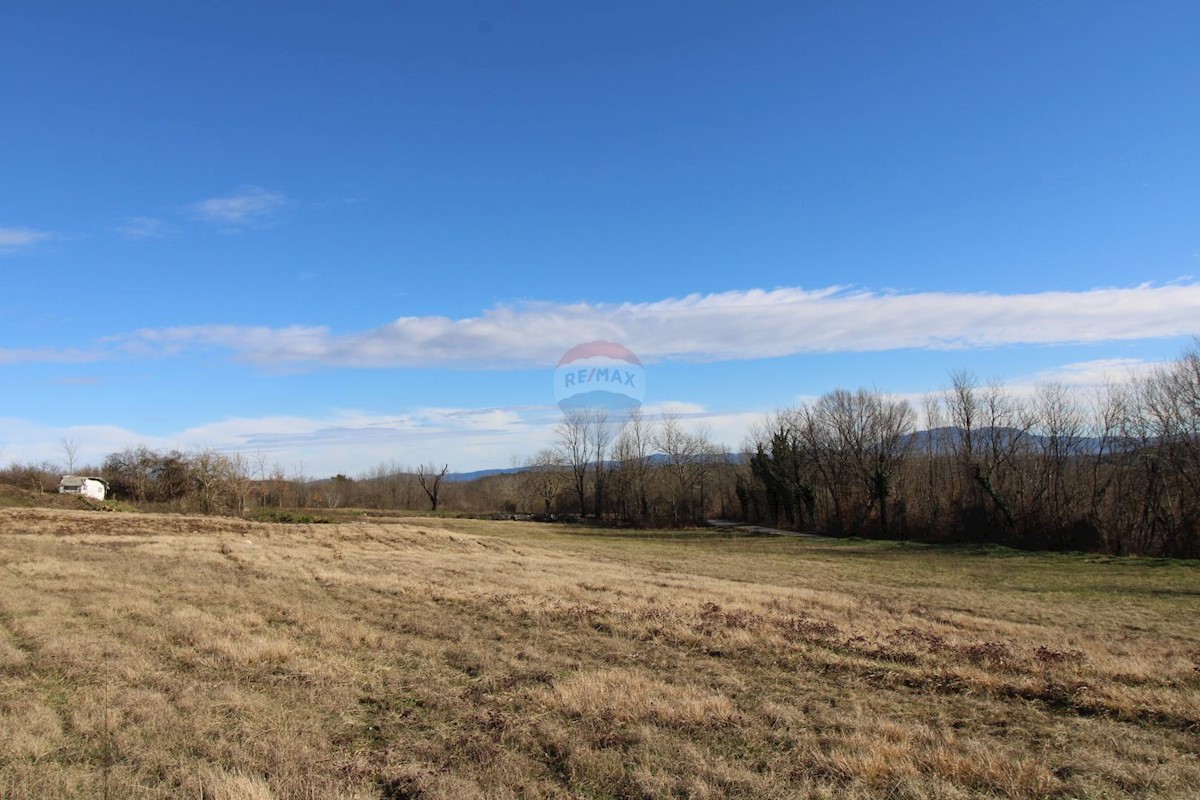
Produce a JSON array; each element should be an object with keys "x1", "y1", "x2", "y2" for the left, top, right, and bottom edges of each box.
[{"x1": 704, "y1": 519, "x2": 822, "y2": 538}]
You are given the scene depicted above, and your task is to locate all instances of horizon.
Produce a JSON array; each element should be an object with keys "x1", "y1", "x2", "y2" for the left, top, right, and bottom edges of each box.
[{"x1": 4, "y1": 2, "x2": 1199, "y2": 476}]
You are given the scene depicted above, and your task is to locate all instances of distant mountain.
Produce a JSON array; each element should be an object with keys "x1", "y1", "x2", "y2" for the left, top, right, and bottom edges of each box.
[
  {"x1": 445, "y1": 452, "x2": 745, "y2": 483},
  {"x1": 444, "y1": 467, "x2": 526, "y2": 483},
  {"x1": 902, "y1": 426, "x2": 1109, "y2": 455},
  {"x1": 424, "y1": 427, "x2": 1133, "y2": 484}
]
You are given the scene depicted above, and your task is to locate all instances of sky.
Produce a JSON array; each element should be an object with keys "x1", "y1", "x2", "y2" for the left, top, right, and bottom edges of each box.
[{"x1": 2, "y1": 1, "x2": 1199, "y2": 475}]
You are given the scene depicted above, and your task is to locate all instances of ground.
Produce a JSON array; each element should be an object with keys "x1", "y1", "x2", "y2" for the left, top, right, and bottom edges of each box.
[{"x1": 0, "y1": 507, "x2": 1198, "y2": 799}]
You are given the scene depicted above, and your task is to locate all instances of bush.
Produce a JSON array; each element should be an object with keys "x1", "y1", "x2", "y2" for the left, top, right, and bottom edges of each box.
[{"x1": 250, "y1": 508, "x2": 332, "y2": 524}]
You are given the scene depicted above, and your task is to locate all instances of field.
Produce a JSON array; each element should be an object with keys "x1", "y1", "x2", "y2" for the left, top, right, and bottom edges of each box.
[{"x1": 1, "y1": 508, "x2": 1198, "y2": 799}]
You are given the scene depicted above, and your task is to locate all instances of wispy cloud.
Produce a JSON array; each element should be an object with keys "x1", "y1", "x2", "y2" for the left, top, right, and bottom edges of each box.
[
  {"x1": 0, "y1": 354, "x2": 1176, "y2": 475},
  {"x1": 188, "y1": 187, "x2": 286, "y2": 227},
  {"x1": 0, "y1": 401, "x2": 760, "y2": 476},
  {"x1": 114, "y1": 282, "x2": 1200, "y2": 368},
  {"x1": 1025, "y1": 357, "x2": 1163, "y2": 387},
  {"x1": 0, "y1": 227, "x2": 51, "y2": 254},
  {"x1": 0, "y1": 406, "x2": 554, "y2": 476},
  {"x1": 0, "y1": 346, "x2": 103, "y2": 366},
  {"x1": 845, "y1": 357, "x2": 1174, "y2": 427},
  {"x1": 117, "y1": 216, "x2": 169, "y2": 240}
]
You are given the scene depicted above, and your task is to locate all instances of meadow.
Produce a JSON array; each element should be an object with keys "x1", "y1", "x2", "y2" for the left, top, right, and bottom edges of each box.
[{"x1": 1, "y1": 507, "x2": 1197, "y2": 799}]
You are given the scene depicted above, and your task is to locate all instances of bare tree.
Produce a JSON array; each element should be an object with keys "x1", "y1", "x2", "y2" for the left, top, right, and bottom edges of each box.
[
  {"x1": 60, "y1": 437, "x2": 80, "y2": 475},
  {"x1": 978, "y1": 380, "x2": 1032, "y2": 535},
  {"x1": 555, "y1": 410, "x2": 594, "y2": 516},
  {"x1": 190, "y1": 448, "x2": 230, "y2": 515},
  {"x1": 942, "y1": 372, "x2": 1029, "y2": 537},
  {"x1": 919, "y1": 393, "x2": 949, "y2": 534},
  {"x1": 689, "y1": 424, "x2": 722, "y2": 523},
  {"x1": 590, "y1": 408, "x2": 616, "y2": 518},
  {"x1": 862, "y1": 391, "x2": 916, "y2": 535},
  {"x1": 252, "y1": 450, "x2": 270, "y2": 507},
  {"x1": 325, "y1": 474, "x2": 353, "y2": 509},
  {"x1": 226, "y1": 452, "x2": 255, "y2": 514},
  {"x1": 360, "y1": 460, "x2": 419, "y2": 510},
  {"x1": 654, "y1": 415, "x2": 721, "y2": 525},
  {"x1": 290, "y1": 461, "x2": 310, "y2": 508},
  {"x1": 417, "y1": 463, "x2": 450, "y2": 511},
  {"x1": 269, "y1": 462, "x2": 288, "y2": 508},
  {"x1": 524, "y1": 448, "x2": 568, "y2": 514},
  {"x1": 655, "y1": 414, "x2": 692, "y2": 524},
  {"x1": 612, "y1": 409, "x2": 654, "y2": 523},
  {"x1": 1029, "y1": 382, "x2": 1086, "y2": 531},
  {"x1": 805, "y1": 389, "x2": 915, "y2": 534},
  {"x1": 797, "y1": 402, "x2": 851, "y2": 531},
  {"x1": 945, "y1": 370, "x2": 979, "y2": 461}
]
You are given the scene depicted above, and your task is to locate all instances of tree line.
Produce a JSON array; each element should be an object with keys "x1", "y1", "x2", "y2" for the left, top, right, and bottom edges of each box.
[
  {"x1": 519, "y1": 409, "x2": 739, "y2": 527},
  {"x1": 1, "y1": 341, "x2": 1195, "y2": 556},
  {"x1": 742, "y1": 344, "x2": 1200, "y2": 557},
  {"x1": 0, "y1": 447, "x2": 456, "y2": 517}
]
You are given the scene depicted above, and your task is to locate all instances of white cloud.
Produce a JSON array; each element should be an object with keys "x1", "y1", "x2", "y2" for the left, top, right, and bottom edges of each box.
[
  {"x1": 189, "y1": 187, "x2": 286, "y2": 227},
  {"x1": 0, "y1": 350, "x2": 1172, "y2": 476},
  {"x1": 1025, "y1": 357, "x2": 1163, "y2": 387},
  {"x1": 0, "y1": 406, "x2": 552, "y2": 477},
  {"x1": 0, "y1": 402, "x2": 764, "y2": 477},
  {"x1": 0, "y1": 347, "x2": 102, "y2": 365},
  {"x1": 115, "y1": 282, "x2": 1200, "y2": 368},
  {"x1": 117, "y1": 216, "x2": 169, "y2": 240},
  {"x1": 0, "y1": 420, "x2": 175, "y2": 472},
  {"x1": 642, "y1": 401, "x2": 707, "y2": 415},
  {"x1": 763, "y1": 357, "x2": 1174, "y2": 432},
  {"x1": 0, "y1": 227, "x2": 50, "y2": 254}
]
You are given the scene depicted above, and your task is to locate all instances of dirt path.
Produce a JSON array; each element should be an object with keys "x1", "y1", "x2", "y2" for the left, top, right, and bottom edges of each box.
[{"x1": 704, "y1": 518, "x2": 821, "y2": 538}]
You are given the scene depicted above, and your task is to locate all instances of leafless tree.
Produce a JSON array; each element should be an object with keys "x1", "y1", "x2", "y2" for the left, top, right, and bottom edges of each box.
[
  {"x1": 1029, "y1": 381, "x2": 1086, "y2": 531},
  {"x1": 59, "y1": 437, "x2": 80, "y2": 475},
  {"x1": 524, "y1": 448, "x2": 568, "y2": 514},
  {"x1": 612, "y1": 409, "x2": 654, "y2": 523},
  {"x1": 290, "y1": 461, "x2": 310, "y2": 508},
  {"x1": 252, "y1": 450, "x2": 270, "y2": 507},
  {"x1": 653, "y1": 415, "x2": 722, "y2": 525},
  {"x1": 190, "y1": 448, "x2": 229, "y2": 515},
  {"x1": 590, "y1": 408, "x2": 617, "y2": 518},
  {"x1": 417, "y1": 463, "x2": 450, "y2": 511},
  {"x1": 324, "y1": 473, "x2": 353, "y2": 509},
  {"x1": 796, "y1": 402, "x2": 851, "y2": 531},
  {"x1": 268, "y1": 462, "x2": 288, "y2": 508},
  {"x1": 803, "y1": 389, "x2": 914, "y2": 534},
  {"x1": 862, "y1": 391, "x2": 916, "y2": 534},
  {"x1": 655, "y1": 414, "x2": 695, "y2": 524},
  {"x1": 943, "y1": 373, "x2": 1029, "y2": 536},
  {"x1": 555, "y1": 410, "x2": 595, "y2": 516},
  {"x1": 227, "y1": 452, "x2": 254, "y2": 514},
  {"x1": 918, "y1": 393, "x2": 949, "y2": 533}
]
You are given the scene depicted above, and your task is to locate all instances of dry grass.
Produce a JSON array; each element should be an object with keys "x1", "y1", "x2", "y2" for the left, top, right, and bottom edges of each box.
[{"x1": 1, "y1": 508, "x2": 1198, "y2": 799}]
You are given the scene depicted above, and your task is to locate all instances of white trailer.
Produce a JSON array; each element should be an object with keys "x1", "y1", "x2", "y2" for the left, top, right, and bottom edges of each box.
[{"x1": 58, "y1": 476, "x2": 109, "y2": 501}]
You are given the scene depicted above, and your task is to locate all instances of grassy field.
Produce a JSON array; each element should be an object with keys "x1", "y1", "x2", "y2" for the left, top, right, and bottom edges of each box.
[{"x1": 0, "y1": 508, "x2": 1198, "y2": 799}]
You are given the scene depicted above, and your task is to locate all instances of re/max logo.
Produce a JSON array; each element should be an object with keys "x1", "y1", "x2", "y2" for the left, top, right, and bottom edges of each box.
[{"x1": 562, "y1": 368, "x2": 638, "y2": 388}]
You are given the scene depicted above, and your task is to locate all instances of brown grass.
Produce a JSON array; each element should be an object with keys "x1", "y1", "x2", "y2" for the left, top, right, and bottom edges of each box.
[{"x1": 1, "y1": 507, "x2": 1198, "y2": 798}]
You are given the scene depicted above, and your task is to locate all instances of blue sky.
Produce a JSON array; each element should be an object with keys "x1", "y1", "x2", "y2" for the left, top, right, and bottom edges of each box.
[{"x1": 2, "y1": 1, "x2": 1198, "y2": 474}]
